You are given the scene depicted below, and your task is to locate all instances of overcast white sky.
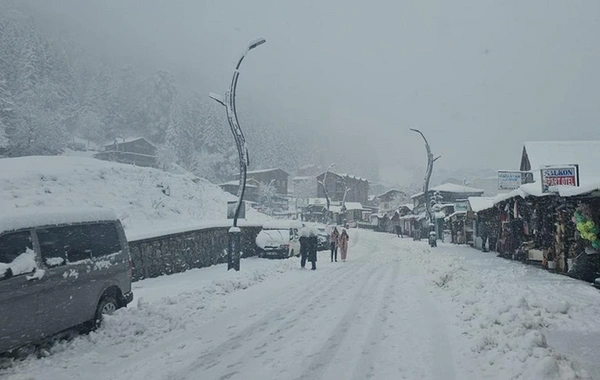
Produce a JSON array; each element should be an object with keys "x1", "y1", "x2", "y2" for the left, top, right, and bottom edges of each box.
[{"x1": 23, "y1": 0, "x2": 600, "y2": 183}]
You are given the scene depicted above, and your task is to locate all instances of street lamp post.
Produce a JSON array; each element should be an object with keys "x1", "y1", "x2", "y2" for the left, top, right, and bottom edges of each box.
[
  {"x1": 210, "y1": 38, "x2": 266, "y2": 271},
  {"x1": 410, "y1": 128, "x2": 441, "y2": 247}
]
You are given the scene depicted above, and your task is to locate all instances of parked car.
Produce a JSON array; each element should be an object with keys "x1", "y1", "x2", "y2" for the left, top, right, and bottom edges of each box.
[
  {"x1": 255, "y1": 220, "x2": 304, "y2": 258},
  {"x1": 307, "y1": 223, "x2": 330, "y2": 251},
  {"x1": 0, "y1": 208, "x2": 133, "y2": 355}
]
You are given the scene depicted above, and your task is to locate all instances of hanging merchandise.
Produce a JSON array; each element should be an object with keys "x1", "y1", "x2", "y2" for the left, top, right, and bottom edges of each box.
[{"x1": 573, "y1": 204, "x2": 600, "y2": 250}]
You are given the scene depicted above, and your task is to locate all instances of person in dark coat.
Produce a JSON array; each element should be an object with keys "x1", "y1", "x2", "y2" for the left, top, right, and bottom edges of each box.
[
  {"x1": 395, "y1": 225, "x2": 402, "y2": 238},
  {"x1": 308, "y1": 228, "x2": 318, "y2": 270},
  {"x1": 299, "y1": 232, "x2": 309, "y2": 269},
  {"x1": 330, "y1": 227, "x2": 339, "y2": 262},
  {"x1": 480, "y1": 220, "x2": 489, "y2": 252}
]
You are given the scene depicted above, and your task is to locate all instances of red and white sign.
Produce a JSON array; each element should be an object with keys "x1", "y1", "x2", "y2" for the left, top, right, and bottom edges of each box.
[{"x1": 540, "y1": 165, "x2": 579, "y2": 193}]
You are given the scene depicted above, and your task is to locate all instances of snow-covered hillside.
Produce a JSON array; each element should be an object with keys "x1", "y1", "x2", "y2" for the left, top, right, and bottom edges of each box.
[{"x1": 0, "y1": 156, "x2": 269, "y2": 240}]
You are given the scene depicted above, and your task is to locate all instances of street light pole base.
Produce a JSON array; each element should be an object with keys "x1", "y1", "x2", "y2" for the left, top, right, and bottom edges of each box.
[{"x1": 228, "y1": 228, "x2": 242, "y2": 271}]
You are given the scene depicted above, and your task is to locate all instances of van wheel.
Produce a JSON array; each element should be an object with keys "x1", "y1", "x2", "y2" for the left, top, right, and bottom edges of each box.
[{"x1": 94, "y1": 295, "x2": 118, "y2": 328}]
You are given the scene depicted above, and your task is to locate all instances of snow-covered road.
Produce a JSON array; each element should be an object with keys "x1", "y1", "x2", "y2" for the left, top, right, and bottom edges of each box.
[{"x1": 2, "y1": 230, "x2": 599, "y2": 380}]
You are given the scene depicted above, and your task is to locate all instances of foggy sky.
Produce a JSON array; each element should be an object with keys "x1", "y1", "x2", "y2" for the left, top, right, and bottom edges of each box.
[{"x1": 21, "y1": 0, "x2": 600, "y2": 184}]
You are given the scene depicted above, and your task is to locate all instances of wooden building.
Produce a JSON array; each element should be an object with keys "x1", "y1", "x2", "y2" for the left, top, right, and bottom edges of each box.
[
  {"x1": 316, "y1": 171, "x2": 369, "y2": 205},
  {"x1": 95, "y1": 137, "x2": 157, "y2": 167},
  {"x1": 237, "y1": 168, "x2": 290, "y2": 195}
]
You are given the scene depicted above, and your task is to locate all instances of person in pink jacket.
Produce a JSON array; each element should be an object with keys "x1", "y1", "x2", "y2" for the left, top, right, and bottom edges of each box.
[{"x1": 338, "y1": 229, "x2": 350, "y2": 261}]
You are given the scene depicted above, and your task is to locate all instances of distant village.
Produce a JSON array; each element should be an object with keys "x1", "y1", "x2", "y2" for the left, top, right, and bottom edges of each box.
[{"x1": 90, "y1": 137, "x2": 600, "y2": 279}]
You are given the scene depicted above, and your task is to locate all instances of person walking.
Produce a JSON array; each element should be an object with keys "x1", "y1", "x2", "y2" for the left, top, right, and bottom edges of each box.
[
  {"x1": 308, "y1": 228, "x2": 318, "y2": 270},
  {"x1": 299, "y1": 229, "x2": 309, "y2": 269},
  {"x1": 395, "y1": 225, "x2": 402, "y2": 238},
  {"x1": 480, "y1": 220, "x2": 489, "y2": 252},
  {"x1": 338, "y1": 229, "x2": 350, "y2": 262},
  {"x1": 330, "y1": 227, "x2": 339, "y2": 262}
]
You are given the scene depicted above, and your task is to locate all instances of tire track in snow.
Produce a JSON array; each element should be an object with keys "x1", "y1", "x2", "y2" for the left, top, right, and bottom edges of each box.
[
  {"x1": 416, "y1": 277, "x2": 457, "y2": 380},
  {"x1": 162, "y1": 256, "x2": 371, "y2": 380},
  {"x1": 292, "y1": 263, "x2": 387, "y2": 380},
  {"x1": 350, "y1": 256, "x2": 401, "y2": 380}
]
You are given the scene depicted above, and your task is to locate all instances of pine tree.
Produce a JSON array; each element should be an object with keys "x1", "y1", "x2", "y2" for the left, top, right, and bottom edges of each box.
[{"x1": 142, "y1": 70, "x2": 178, "y2": 143}]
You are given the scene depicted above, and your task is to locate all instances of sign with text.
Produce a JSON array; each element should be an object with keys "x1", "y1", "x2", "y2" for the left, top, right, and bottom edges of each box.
[
  {"x1": 498, "y1": 171, "x2": 522, "y2": 190},
  {"x1": 540, "y1": 165, "x2": 579, "y2": 193},
  {"x1": 454, "y1": 201, "x2": 469, "y2": 213}
]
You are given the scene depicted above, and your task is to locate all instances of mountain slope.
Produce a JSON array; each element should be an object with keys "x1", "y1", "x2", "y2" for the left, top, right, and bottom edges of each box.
[{"x1": 0, "y1": 156, "x2": 269, "y2": 239}]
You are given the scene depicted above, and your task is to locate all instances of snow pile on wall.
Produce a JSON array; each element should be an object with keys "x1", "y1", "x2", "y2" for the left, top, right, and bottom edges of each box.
[
  {"x1": 0, "y1": 156, "x2": 269, "y2": 239},
  {"x1": 422, "y1": 250, "x2": 598, "y2": 380}
]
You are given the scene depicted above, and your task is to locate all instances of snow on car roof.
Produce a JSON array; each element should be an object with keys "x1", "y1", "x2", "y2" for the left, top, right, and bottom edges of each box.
[
  {"x1": 262, "y1": 220, "x2": 304, "y2": 229},
  {"x1": 0, "y1": 207, "x2": 118, "y2": 234}
]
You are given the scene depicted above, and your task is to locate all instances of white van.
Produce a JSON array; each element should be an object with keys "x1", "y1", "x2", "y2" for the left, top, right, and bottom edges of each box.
[{"x1": 255, "y1": 220, "x2": 304, "y2": 258}]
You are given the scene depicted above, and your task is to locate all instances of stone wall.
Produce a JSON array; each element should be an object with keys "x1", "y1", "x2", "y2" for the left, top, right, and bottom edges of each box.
[{"x1": 128, "y1": 225, "x2": 263, "y2": 281}]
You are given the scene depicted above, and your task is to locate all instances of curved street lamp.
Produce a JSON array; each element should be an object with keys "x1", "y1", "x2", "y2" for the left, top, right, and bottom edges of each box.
[
  {"x1": 410, "y1": 128, "x2": 441, "y2": 246},
  {"x1": 210, "y1": 37, "x2": 266, "y2": 271}
]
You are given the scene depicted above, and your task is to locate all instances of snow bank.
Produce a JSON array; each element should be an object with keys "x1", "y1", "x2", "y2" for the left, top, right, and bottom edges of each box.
[
  {"x1": 0, "y1": 156, "x2": 270, "y2": 239},
  {"x1": 16, "y1": 257, "x2": 298, "y2": 363},
  {"x1": 420, "y1": 245, "x2": 600, "y2": 380}
]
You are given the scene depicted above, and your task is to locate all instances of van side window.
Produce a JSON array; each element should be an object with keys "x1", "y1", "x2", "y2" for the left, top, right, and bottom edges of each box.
[
  {"x1": 38, "y1": 225, "x2": 91, "y2": 266},
  {"x1": 0, "y1": 231, "x2": 33, "y2": 265},
  {"x1": 0, "y1": 231, "x2": 36, "y2": 278},
  {"x1": 88, "y1": 223, "x2": 121, "y2": 258}
]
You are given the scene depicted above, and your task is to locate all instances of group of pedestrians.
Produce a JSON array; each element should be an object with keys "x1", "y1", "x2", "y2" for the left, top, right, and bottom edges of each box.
[
  {"x1": 329, "y1": 226, "x2": 350, "y2": 262},
  {"x1": 299, "y1": 228, "x2": 319, "y2": 270},
  {"x1": 299, "y1": 225, "x2": 350, "y2": 270}
]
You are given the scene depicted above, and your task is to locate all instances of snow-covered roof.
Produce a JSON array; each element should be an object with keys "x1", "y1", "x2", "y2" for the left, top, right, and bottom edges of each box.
[
  {"x1": 262, "y1": 220, "x2": 304, "y2": 230},
  {"x1": 415, "y1": 211, "x2": 446, "y2": 220},
  {"x1": 103, "y1": 137, "x2": 151, "y2": 147},
  {"x1": 220, "y1": 180, "x2": 259, "y2": 188},
  {"x1": 549, "y1": 182, "x2": 600, "y2": 198},
  {"x1": 445, "y1": 210, "x2": 467, "y2": 221},
  {"x1": 308, "y1": 198, "x2": 327, "y2": 206},
  {"x1": 493, "y1": 182, "x2": 551, "y2": 205},
  {"x1": 247, "y1": 168, "x2": 290, "y2": 176},
  {"x1": 335, "y1": 172, "x2": 369, "y2": 182},
  {"x1": 343, "y1": 202, "x2": 364, "y2": 211},
  {"x1": 376, "y1": 189, "x2": 404, "y2": 199},
  {"x1": 411, "y1": 183, "x2": 485, "y2": 198},
  {"x1": 317, "y1": 171, "x2": 369, "y2": 183},
  {"x1": 1, "y1": 208, "x2": 118, "y2": 234},
  {"x1": 523, "y1": 141, "x2": 600, "y2": 185},
  {"x1": 330, "y1": 206, "x2": 343, "y2": 213},
  {"x1": 468, "y1": 196, "x2": 495, "y2": 213},
  {"x1": 402, "y1": 203, "x2": 414, "y2": 211}
]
